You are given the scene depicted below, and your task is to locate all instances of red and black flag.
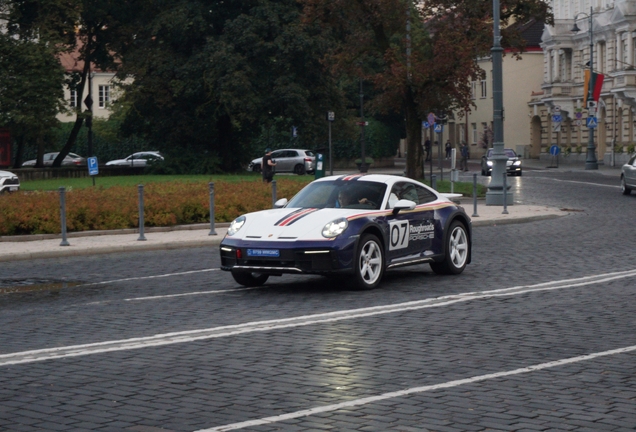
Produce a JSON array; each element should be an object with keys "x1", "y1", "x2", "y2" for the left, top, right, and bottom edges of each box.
[{"x1": 583, "y1": 70, "x2": 605, "y2": 105}]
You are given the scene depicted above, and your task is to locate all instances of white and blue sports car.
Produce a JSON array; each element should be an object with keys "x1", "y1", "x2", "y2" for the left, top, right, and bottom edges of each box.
[{"x1": 220, "y1": 174, "x2": 472, "y2": 289}]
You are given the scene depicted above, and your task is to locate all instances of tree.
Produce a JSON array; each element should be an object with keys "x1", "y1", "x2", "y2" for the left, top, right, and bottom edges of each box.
[
  {"x1": 0, "y1": 0, "x2": 74, "y2": 167},
  {"x1": 113, "y1": 0, "x2": 349, "y2": 172},
  {"x1": 302, "y1": 0, "x2": 551, "y2": 178}
]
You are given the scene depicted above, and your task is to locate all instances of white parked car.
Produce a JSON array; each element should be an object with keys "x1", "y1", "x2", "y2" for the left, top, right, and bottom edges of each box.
[
  {"x1": 105, "y1": 151, "x2": 164, "y2": 167},
  {"x1": 0, "y1": 170, "x2": 20, "y2": 193},
  {"x1": 621, "y1": 154, "x2": 636, "y2": 195},
  {"x1": 22, "y1": 152, "x2": 87, "y2": 167}
]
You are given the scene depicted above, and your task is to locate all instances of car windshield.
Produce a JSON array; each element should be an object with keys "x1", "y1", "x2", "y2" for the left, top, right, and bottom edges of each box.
[
  {"x1": 487, "y1": 149, "x2": 517, "y2": 158},
  {"x1": 286, "y1": 180, "x2": 387, "y2": 210}
]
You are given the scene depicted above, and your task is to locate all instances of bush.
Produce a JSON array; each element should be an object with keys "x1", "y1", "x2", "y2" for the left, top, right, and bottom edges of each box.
[{"x1": 0, "y1": 179, "x2": 308, "y2": 236}]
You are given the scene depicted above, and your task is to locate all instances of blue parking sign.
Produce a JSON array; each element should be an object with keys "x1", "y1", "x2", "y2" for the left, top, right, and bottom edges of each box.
[{"x1": 87, "y1": 157, "x2": 99, "y2": 176}]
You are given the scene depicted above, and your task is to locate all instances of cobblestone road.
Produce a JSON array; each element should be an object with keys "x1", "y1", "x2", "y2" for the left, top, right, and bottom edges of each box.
[{"x1": 1, "y1": 167, "x2": 635, "y2": 431}]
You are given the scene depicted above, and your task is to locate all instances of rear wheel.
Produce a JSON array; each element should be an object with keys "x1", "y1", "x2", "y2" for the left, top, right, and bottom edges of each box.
[
  {"x1": 352, "y1": 234, "x2": 384, "y2": 289},
  {"x1": 430, "y1": 221, "x2": 469, "y2": 275},
  {"x1": 294, "y1": 164, "x2": 306, "y2": 175},
  {"x1": 621, "y1": 176, "x2": 632, "y2": 195},
  {"x1": 231, "y1": 271, "x2": 269, "y2": 287}
]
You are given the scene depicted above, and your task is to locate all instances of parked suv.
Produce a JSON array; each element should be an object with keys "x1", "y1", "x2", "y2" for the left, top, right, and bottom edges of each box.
[
  {"x1": 248, "y1": 149, "x2": 315, "y2": 175},
  {"x1": 0, "y1": 170, "x2": 20, "y2": 193}
]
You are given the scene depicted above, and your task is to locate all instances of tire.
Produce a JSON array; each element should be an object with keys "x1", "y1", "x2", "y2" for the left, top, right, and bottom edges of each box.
[
  {"x1": 294, "y1": 164, "x2": 306, "y2": 175},
  {"x1": 518, "y1": 171, "x2": 522, "y2": 177},
  {"x1": 352, "y1": 234, "x2": 384, "y2": 289},
  {"x1": 231, "y1": 271, "x2": 269, "y2": 287},
  {"x1": 430, "y1": 221, "x2": 470, "y2": 275},
  {"x1": 621, "y1": 176, "x2": 632, "y2": 195},
  {"x1": 253, "y1": 164, "x2": 261, "y2": 173}
]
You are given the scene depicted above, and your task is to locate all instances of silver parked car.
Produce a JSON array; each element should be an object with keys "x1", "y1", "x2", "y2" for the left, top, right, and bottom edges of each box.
[
  {"x1": 621, "y1": 154, "x2": 636, "y2": 195},
  {"x1": 105, "y1": 151, "x2": 164, "y2": 167},
  {"x1": 248, "y1": 149, "x2": 315, "y2": 175},
  {"x1": 22, "y1": 152, "x2": 87, "y2": 167},
  {"x1": 0, "y1": 170, "x2": 20, "y2": 193}
]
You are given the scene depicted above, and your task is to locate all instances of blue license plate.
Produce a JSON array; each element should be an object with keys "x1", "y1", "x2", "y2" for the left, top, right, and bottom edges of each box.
[{"x1": 247, "y1": 249, "x2": 280, "y2": 257}]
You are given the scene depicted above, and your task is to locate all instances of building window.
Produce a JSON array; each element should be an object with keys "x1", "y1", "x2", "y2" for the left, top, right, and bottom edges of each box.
[
  {"x1": 69, "y1": 89, "x2": 78, "y2": 108},
  {"x1": 471, "y1": 81, "x2": 477, "y2": 99},
  {"x1": 471, "y1": 123, "x2": 477, "y2": 144},
  {"x1": 98, "y1": 85, "x2": 110, "y2": 108},
  {"x1": 480, "y1": 80, "x2": 487, "y2": 98}
]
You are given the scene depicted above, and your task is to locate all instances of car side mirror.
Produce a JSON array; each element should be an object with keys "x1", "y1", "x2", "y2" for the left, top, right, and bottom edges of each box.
[
  {"x1": 274, "y1": 198, "x2": 288, "y2": 208},
  {"x1": 392, "y1": 199, "x2": 416, "y2": 215}
]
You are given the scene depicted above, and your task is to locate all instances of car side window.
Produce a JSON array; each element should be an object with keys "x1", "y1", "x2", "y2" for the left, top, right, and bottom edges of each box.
[
  {"x1": 390, "y1": 182, "x2": 419, "y2": 206},
  {"x1": 287, "y1": 151, "x2": 298, "y2": 157},
  {"x1": 416, "y1": 185, "x2": 437, "y2": 204},
  {"x1": 272, "y1": 151, "x2": 283, "y2": 159}
]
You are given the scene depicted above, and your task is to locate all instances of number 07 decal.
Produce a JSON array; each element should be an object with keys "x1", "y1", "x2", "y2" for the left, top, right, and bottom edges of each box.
[{"x1": 389, "y1": 220, "x2": 410, "y2": 250}]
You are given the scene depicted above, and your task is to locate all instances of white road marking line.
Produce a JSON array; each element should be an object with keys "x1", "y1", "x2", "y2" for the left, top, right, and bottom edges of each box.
[
  {"x1": 125, "y1": 286, "x2": 262, "y2": 301},
  {"x1": 196, "y1": 344, "x2": 636, "y2": 431},
  {"x1": 533, "y1": 176, "x2": 619, "y2": 188},
  {"x1": 77, "y1": 268, "x2": 220, "y2": 287},
  {"x1": 1, "y1": 269, "x2": 635, "y2": 366}
]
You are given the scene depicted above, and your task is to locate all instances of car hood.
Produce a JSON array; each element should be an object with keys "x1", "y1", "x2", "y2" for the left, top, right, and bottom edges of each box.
[
  {"x1": 0, "y1": 170, "x2": 18, "y2": 179},
  {"x1": 227, "y1": 207, "x2": 375, "y2": 241}
]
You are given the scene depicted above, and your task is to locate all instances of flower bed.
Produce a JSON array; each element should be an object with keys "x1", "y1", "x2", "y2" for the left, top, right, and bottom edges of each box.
[{"x1": 0, "y1": 179, "x2": 307, "y2": 236}]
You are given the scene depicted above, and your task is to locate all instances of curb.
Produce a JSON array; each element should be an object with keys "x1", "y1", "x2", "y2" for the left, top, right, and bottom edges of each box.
[{"x1": 0, "y1": 238, "x2": 226, "y2": 262}]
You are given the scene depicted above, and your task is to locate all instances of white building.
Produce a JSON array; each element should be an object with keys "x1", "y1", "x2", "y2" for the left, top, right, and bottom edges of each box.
[{"x1": 532, "y1": 0, "x2": 636, "y2": 164}]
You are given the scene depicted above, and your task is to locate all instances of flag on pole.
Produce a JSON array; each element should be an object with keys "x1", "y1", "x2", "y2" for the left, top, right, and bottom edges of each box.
[{"x1": 583, "y1": 70, "x2": 605, "y2": 105}]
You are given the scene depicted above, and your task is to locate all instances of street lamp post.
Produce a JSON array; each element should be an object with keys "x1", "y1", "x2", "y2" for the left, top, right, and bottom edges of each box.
[
  {"x1": 486, "y1": 0, "x2": 513, "y2": 205},
  {"x1": 571, "y1": 6, "x2": 599, "y2": 170}
]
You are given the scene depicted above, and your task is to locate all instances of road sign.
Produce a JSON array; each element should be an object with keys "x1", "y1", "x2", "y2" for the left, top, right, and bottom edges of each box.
[
  {"x1": 552, "y1": 105, "x2": 561, "y2": 113},
  {"x1": 87, "y1": 157, "x2": 98, "y2": 176},
  {"x1": 422, "y1": 121, "x2": 429, "y2": 128},
  {"x1": 550, "y1": 145, "x2": 560, "y2": 156},
  {"x1": 327, "y1": 111, "x2": 334, "y2": 121},
  {"x1": 427, "y1": 112, "x2": 436, "y2": 125},
  {"x1": 434, "y1": 123, "x2": 443, "y2": 133},
  {"x1": 552, "y1": 114, "x2": 562, "y2": 123},
  {"x1": 356, "y1": 121, "x2": 369, "y2": 126},
  {"x1": 586, "y1": 117, "x2": 598, "y2": 129},
  {"x1": 552, "y1": 122, "x2": 562, "y2": 132}
]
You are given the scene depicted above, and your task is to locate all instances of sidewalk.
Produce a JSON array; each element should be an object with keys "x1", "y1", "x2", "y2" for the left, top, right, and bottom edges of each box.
[{"x1": 0, "y1": 202, "x2": 567, "y2": 262}]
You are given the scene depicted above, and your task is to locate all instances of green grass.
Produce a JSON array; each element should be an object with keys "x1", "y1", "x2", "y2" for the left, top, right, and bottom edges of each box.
[{"x1": 20, "y1": 173, "x2": 486, "y2": 197}]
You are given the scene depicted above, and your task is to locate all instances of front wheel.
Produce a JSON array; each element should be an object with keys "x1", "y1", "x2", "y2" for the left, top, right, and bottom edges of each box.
[
  {"x1": 430, "y1": 221, "x2": 470, "y2": 275},
  {"x1": 294, "y1": 164, "x2": 306, "y2": 175},
  {"x1": 621, "y1": 176, "x2": 632, "y2": 195},
  {"x1": 352, "y1": 234, "x2": 384, "y2": 289},
  {"x1": 231, "y1": 271, "x2": 269, "y2": 287},
  {"x1": 253, "y1": 164, "x2": 262, "y2": 173}
]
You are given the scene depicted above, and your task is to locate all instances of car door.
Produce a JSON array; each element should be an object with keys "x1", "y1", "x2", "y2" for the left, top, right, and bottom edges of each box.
[
  {"x1": 626, "y1": 156, "x2": 636, "y2": 187},
  {"x1": 272, "y1": 150, "x2": 290, "y2": 172},
  {"x1": 385, "y1": 181, "x2": 436, "y2": 264}
]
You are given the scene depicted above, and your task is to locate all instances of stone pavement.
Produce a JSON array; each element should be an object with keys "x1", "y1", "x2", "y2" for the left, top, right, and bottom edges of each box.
[{"x1": 0, "y1": 202, "x2": 567, "y2": 262}]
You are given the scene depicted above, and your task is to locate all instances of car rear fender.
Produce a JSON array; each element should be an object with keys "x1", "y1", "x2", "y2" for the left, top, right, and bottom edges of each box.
[{"x1": 436, "y1": 211, "x2": 472, "y2": 265}]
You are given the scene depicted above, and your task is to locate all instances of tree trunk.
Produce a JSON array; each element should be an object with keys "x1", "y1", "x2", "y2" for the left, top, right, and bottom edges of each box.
[
  {"x1": 12, "y1": 135, "x2": 25, "y2": 169},
  {"x1": 53, "y1": 51, "x2": 91, "y2": 168},
  {"x1": 404, "y1": 88, "x2": 423, "y2": 179}
]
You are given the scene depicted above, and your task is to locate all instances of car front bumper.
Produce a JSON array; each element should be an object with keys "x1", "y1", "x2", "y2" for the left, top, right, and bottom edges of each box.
[{"x1": 220, "y1": 237, "x2": 357, "y2": 275}]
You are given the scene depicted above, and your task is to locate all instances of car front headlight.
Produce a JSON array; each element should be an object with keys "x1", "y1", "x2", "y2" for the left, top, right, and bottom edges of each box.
[
  {"x1": 513, "y1": 160, "x2": 521, "y2": 166},
  {"x1": 487, "y1": 161, "x2": 493, "y2": 167},
  {"x1": 322, "y1": 218, "x2": 348, "y2": 238},
  {"x1": 227, "y1": 215, "x2": 246, "y2": 236}
]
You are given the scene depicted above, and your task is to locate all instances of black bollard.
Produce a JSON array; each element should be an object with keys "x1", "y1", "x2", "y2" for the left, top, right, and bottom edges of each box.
[
  {"x1": 208, "y1": 182, "x2": 217, "y2": 236},
  {"x1": 138, "y1": 184, "x2": 146, "y2": 241},
  {"x1": 59, "y1": 187, "x2": 70, "y2": 246}
]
